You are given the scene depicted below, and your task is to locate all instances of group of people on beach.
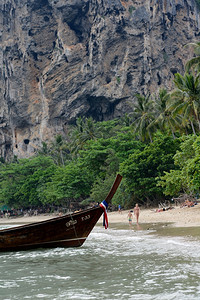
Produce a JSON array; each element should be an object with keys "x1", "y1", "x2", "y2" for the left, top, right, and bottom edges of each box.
[
  {"x1": 180, "y1": 199, "x2": 197, "y2": 208},
  {"x1": 155, "y1": 206, "x2": 174, "y2": 213},
  {"x1": 118, "y1": 203, "x2": 140, "y2": 226},
  {"x1": 127, "y1": 204, "x2": 140, "y2": 226}
]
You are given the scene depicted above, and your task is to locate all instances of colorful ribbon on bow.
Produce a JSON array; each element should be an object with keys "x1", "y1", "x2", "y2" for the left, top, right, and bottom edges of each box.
[{"x1": 100, "y1": 200, "x2": 108, "y2": 229}]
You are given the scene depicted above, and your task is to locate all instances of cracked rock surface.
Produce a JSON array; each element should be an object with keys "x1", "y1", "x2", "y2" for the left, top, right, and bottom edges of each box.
[{"x1": 0, "y1": 0, "x2": 199, "y2": 159}]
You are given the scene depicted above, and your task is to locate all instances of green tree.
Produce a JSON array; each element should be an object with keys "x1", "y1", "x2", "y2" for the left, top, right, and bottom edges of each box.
[
  {"x1": 157, "y1": 169, "x2": 186, "y2": 197},
  {"x1": 120, "y1": 133, "x2": 180, "y2": 206},
  {"x1": 157, "y1": 135, "x2": 199, "y2": 197},
  {"x1": 43, "y1": 162, "x2": 94, "y2": 206},
  {"x1": 49, "y1": 135, "x2": 70, "y2": 166},
  {"x1": 153, "y1": 88, "x2": 182, "y2": 138},
  {"x1": 0, "y1": 156, "x2": 56, "y2": 208},
  {"x1": 37, "y1": 136, "x2": 70, "y2": 166},
  {"x1": 69, "y1": 117, "x2": 99, "y2": 156},
  {"x1": 171, "y1": 72, "x2": 200, "y2": 134},
  {"x1": 89, "y1": 174, "x2": 127, "y2": 208},
  {"x1": 37, "y1": 141, "x2": 49, "y2": 156},
  {"x1": 131, "y1": 94, "x2": 155, "y2": 143},
  {"x1": 185, "y1": 42, "x2": 200, "y2": 73},
  {"x1": 78, "y1": 127, "x2": 143, "y2": 180}
]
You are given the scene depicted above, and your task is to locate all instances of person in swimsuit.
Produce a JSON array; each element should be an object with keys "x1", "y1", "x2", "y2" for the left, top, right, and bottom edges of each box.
[
  {"x1": 127, "y1": 210, "x2": 133, "y2": 226},
  {"x1": 134, "y1": 203, "x2": 140, "y2": 224}
]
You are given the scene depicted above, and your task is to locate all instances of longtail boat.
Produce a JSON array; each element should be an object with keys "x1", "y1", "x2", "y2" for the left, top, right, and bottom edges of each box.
[{"x1": 0, "y1": 174, "x2": 122, "y2": 252}]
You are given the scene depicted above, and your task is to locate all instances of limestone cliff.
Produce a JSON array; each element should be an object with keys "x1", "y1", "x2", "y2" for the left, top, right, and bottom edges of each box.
[{"x1": 0, "y1": 0, "x2": 200, "y2": 159}]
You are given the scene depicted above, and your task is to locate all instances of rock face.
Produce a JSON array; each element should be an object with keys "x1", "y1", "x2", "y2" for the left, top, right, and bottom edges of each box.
[{"x1": 0, "y1": 0, "x2": 200, "y2": 159}]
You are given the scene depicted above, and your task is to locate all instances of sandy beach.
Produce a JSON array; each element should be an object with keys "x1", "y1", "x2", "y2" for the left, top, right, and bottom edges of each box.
[
  {"x1": 105, "y1": 204, "x2": 200, "y2": 228},
  {"x1": 0, "y1": 205, "x2": 199, "y2": 228}
]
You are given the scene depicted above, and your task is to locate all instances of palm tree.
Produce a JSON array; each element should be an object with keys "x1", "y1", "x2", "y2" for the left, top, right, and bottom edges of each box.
[
  {"x1": 37, "y1": 141, "x2": 50, "y2": 156},
  {"x1": 153, "y1": 89, "x2": 182, "y2": 138},
  {"x1": 131, "y1": 94, "x2": 155, "y2": 143},
  {"x1": 37, "y1": 136, "x2": 70, "y2": 165},
  {"x1": 119, "y1": 113, "x2": 133, "y2": 127},
  {"x1": 170, "y1": 72, "x2": 200, "y2": 134},
  {"x1": 69, "y1": 117, "x2": 98, "y2": 155},
  {"x1": 83, "y1": 117, "x2": 98, "y2": 140},
  {"x1": 185, "y1": 42, "x2": 200, "y2": 73},
  {"x1": 49, "y1": 135, "x2": 69, "y2": 166}
]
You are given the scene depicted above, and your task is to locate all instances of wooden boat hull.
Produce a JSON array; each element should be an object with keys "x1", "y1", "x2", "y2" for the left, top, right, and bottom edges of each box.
[
  {"x1": 0, "y1": 207, "x2": 103, "y2": 252},
  {"x1": 0, "y1": 174, "x2": 122, "y2": 252}
]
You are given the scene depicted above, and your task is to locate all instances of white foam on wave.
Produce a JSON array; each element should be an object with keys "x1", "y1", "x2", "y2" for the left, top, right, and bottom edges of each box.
[
  {"x1": 0, "y1": 280, "x2": 19, "y2": 289},
  {"x1": 46, "y1": 275, "x2": 71, "y2": 280},
  {"x1": 53, "y1": 288, "x2": 106, "y2": 299},
  {"x1": 0, "y1": 225, "x2": 200, "y2": 300}
]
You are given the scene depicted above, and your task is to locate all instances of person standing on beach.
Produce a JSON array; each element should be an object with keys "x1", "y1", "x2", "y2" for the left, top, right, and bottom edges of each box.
[
  {"x1": 127, "y1": 210, "x2": 133, "y2": 226},
  {"x1": 134, "y1": 203, "x2": 140, "y2": 224}
]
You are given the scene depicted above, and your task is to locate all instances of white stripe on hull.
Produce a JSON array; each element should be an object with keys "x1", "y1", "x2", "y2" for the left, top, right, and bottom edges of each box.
[
  {"x1": 40, "y1": 236, "x2": 87, "y2": 245},
  {"x1": 4, "y1": 236, "x2": 87, "y2": 250}
]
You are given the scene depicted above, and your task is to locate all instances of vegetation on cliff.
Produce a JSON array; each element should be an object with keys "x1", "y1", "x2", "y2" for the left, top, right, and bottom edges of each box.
[{"x1": 1, "y1": 42, "x2": 200, "y2": 210}]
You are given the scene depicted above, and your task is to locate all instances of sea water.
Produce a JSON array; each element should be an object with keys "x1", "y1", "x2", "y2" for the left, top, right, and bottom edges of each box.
[{"x1": 0, "y1": 224, "x2": 200, "y2": 300}]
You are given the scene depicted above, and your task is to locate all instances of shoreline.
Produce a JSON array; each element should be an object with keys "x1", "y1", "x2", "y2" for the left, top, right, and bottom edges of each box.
[
  {"x1": 0, "y1": 205, "x2": 199, "y2": 228},
  {"x1": 104, "y1": 205, "x2": 200, "y2": 228}
]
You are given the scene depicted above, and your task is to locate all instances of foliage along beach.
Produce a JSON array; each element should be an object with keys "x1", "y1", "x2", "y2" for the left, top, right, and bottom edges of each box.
[{"x1": 1, "y1": 43, "x2": 200, "y2": 217}]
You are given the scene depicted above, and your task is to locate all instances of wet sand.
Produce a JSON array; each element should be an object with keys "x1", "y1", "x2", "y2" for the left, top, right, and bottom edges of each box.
[{"x1": 0, "y1": 205, "x2": 199, "y2": 228}]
